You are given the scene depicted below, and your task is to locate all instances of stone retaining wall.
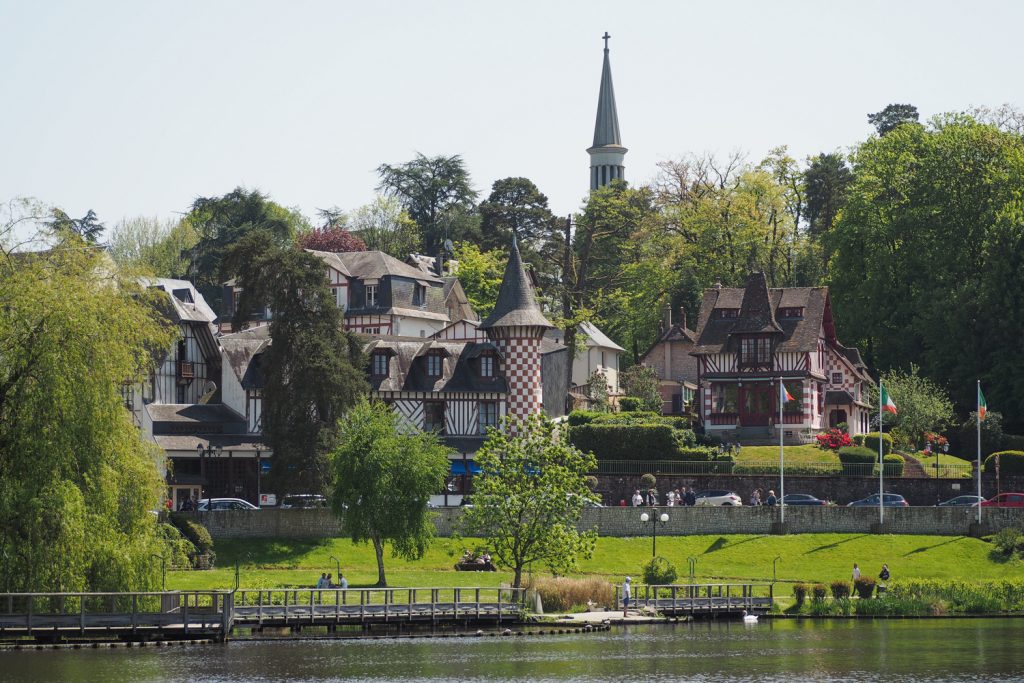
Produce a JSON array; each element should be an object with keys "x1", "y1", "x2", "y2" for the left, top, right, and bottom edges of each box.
[{"x1": 195, "y1": 506, "x2": 1024, "y2": 540}]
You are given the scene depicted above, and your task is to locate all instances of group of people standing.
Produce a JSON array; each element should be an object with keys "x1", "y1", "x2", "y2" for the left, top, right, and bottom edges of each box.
[
  {"x1": 315, "y1": 572, "x2": 348, "y2": 589},
  {"x1": 749, "y1": 489, "x2": 778, "y2": 506},
  {"x1": 631, "y1": 488, "x2": 697, "y2": 507}
]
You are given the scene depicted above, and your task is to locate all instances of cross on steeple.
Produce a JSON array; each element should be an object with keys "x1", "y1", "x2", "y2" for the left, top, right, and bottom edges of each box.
[{"x1": 602, "y1": 32, "x2": 610, "y2": 50}]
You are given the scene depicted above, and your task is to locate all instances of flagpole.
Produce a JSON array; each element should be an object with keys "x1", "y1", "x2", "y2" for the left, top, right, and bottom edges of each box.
[
  {"x1": 779, "y1": 378, "x2": 785, "y2": 526},
  {"x1": 977, "y1": 380, "x2": 982, "y2": 526},
  {"x1": 879, "y1": 382, "x2": 884, "y2": 526}
]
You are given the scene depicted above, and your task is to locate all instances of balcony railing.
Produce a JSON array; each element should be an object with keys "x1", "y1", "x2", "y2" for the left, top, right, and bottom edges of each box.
[
  {"x1": 709, "y1": 412, "x2": 739, "y2": 425},
  {"x1": 781, "y1": 412, "x2": 804, "y2": 424},
  {"x1": 177, "y1": 360, "x2": 195, "y2": 380}
]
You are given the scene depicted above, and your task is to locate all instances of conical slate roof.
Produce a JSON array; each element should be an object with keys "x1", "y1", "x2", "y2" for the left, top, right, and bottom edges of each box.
[
  {"x1": 729, "y1": 272, "x2": 783, "y2": 335},
  {"x1": 592, "y1": 43, "x2": 622, "y2": 148},
  {"x1": 479, "y1": 238, "x2": 553, "y2": 330}
]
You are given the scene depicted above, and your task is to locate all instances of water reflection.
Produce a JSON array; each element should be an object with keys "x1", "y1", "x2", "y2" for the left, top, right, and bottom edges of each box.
[{"x1": 2, "y1": 619, "x2": 1022, "y2": 682}]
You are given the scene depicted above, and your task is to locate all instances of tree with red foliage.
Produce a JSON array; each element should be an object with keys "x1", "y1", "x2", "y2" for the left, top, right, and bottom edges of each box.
[{"x1": 297, "y1": 226, "x2": 367, "y2": 253}]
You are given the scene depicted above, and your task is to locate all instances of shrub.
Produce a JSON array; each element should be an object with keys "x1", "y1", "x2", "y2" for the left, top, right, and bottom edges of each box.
[
  {"x1": 526, "y1": 576, "x2": 614, "y2": 612},
  {"x1": 643, "y1": 556, "x2": 679, "y2": 585},
  {"x1": 838, "y1": 446, "x2": 877, "y2": 475},
  {"x1": 792, "y1": 583, "x2": 809, "y2": 608},
  {"x1": 958, "y1": 411, "x2": 1003, "y2": 457},
  {"x1": 993, "y1": 528, "x2": 1022, "y2": 557},
  {"x1": 852, "y1": 434, "x2": 865, "y2": 446},
  {"x1": 710, "y1": 454, "x2": 735, "y2": 474},
  {"x1": 853, "y1": 577, "x2": 876, "y2": 599},
  {"x1": 881, "y1": 454, "x2": 905, "y2": 477},
  {"x1": 672, "y1": 428, "x2": 698, "y2": 447},
  {"x1": 984, "y1": 451, "x2": 1024, "y2": 475},
  {"x1": 1002, "y1": 434, "x2": 1024, "y2": 451},
  {"x1": 816, "y1": 428, "x2": 852, "y2": 451},
  {"x1": 619, "y1": 397, "x2": 643, "y2": 412},
  {"x1": 639, "y1": 473, "x2": 657, "y2": 489},
  {"x1": 570, "y1": 423, "x2": 676, "y2": 460},
  {"x1": 674, "y1": 445, "x2": 720, "y2": 461},
  {"x1": 568, "y1": 410, "x2": 604, "y2": 426},
  {"x1": 665, "y1": 417, "x2": 693, "y2": 432},
  {"x1": 863, "y1": 432, "x2": 894, "y2": 455},
  {"x1": 812, "y1": 584, "x2": 828, "y2": 602},
  {"x1": 830, "y1": 581, "x2": 851, "y2": 600},
  {"x1": 584, "y1": 475, "x2": 599, "y2": 491},
  {"x1": 169, "y1": 512, "x2": 214, "y2": 554},
  {"x1": 592, "y1": 411, "x2": 663, "y2": 424}
]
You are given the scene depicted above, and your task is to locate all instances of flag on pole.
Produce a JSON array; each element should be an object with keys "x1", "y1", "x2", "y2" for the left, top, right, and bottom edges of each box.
[
  {"x1": 880, "y1": 384, "x2": 898, "y2": 415},
  {"x1": 978, "y1": 385, "x2": 987, "y2": 420},
  {"x1": 780, "y1": 382, "x2": 794, "y2": 403}
]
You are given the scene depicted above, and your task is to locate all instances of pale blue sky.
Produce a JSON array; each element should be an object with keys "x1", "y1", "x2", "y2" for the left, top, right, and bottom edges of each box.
[{"x1": 2, "y1": 0, "x2": 1021, "y2": 226}]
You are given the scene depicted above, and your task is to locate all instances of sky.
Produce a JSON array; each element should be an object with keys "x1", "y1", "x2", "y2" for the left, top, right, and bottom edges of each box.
[{"x1": 2, "y1": 0, "x2": 1022, "y2": 229}]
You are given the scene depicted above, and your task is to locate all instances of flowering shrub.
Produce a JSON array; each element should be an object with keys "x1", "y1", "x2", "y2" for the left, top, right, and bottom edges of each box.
[
  {"x1": 923, "y1": 432, "x2": 948, "y2": 449},
  {"x1": 816, "y1": 428, "x2": 852, "y2": 451}
]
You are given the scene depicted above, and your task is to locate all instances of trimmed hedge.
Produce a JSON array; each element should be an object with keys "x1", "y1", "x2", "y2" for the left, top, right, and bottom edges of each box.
[
  {"x1": 852, "y1": 434, "x2": 865, "y2": 446},
  {"x1": 1002, "y1": 435, "x2": 1024, "y2": 452},
  {"x1": 984, "y1": 451, "x2": 1024, "y2": 475},
  {"x1": 881, "y1": 454, "x2": 905, "y2": 477},
  {"x1": 619, "y1": 397, "x2": 643, "y2": 412},
  {"x1": 863, "y1": 432, "x2": 893, "y2": 455},
  {"x1": 570, "y1": 423, "x2": 676, "y2": 460},
  {"x1": 838, "y1": 446, "x2": 877, "y2": 476},
  {"x1": 568, "y1": 410, "x2": 604, "y2": 426}
]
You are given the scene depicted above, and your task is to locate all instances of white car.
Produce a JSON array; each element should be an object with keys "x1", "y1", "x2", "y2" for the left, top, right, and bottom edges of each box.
[
  {"x1": 196, "y1": 498, "x2": 259, "y2": 511},
  {"x1": 693, "y1": 490, "x2": 743, "y2": 506}
]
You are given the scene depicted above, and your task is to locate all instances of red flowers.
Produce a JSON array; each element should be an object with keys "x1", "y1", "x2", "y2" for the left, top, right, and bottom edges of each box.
[{"x1": 816, "y1": 428, "x2": 852, "y2": 451}]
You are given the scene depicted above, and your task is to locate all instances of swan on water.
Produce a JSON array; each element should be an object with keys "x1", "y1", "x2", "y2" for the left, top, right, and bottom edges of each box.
[{"x1": 742, "y1": 610, "x2": 758, "y2": 624}]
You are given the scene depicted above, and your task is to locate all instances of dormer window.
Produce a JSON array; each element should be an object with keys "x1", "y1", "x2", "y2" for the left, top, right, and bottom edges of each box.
[
  {"x1": 426, "y1": 352, "x2": 443, "y2": 377},
  {"x1": 365, "y1": 284, "x2": 378, "y2": 307},
  {"x1": 778, "y1": 307, "x2": 804, "y2": 319},
  {"x1": 715, "y1": 308, "x2": 740, "y2": 319},
  {"x1": 480, "y1": 354, "x2": 495, "y2": 378},
  {"x1": 413, "y1": 283, "x2": 427, "y2": 307},
  {"x1": 371, "y1": 352, "x2": 389, "y2": 377}
]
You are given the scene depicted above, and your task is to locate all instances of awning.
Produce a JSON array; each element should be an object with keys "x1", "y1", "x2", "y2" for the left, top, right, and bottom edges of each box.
[
  {"x1": 450, "y1": 460, "x2": 482, "y2": 475},
  {"x1": 825, "y1": 390, "x2": 855, "y2": 405}
]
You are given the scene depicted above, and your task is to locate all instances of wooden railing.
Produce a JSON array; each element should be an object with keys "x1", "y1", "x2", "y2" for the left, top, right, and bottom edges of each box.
[{"x1": 614, "y1": 583, "x2": 774, "y2": 613}]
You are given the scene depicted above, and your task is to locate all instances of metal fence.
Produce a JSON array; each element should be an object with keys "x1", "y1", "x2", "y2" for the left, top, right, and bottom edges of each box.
[{"x1": 593, "y1": 460, "x2": 974, "y2": 478}]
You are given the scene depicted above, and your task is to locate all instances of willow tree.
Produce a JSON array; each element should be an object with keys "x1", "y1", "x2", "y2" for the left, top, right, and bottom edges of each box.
[{"x1": 0, "y1": 230, "x2": 175, "y2": 592}]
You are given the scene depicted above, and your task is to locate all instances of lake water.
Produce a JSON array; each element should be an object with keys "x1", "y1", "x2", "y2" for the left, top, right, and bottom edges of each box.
[{"x1": 2, "y1": 618, "x2": 1022, "y2": 682}]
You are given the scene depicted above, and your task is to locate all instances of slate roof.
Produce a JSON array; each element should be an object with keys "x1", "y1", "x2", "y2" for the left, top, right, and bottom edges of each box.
[
  {"x1": 142, "y1": 278, "x2": 217, "y2": 325},
  {"x1": 220, "y1": 327, "x2": 270, "y2": 390},
  {"x1": 366, "y1": 337, "x2": 508, "y2": 394},
  {"x1": 592, "y1": 42, "x2": 622, "y2": 148},
  {"x1": 480, "y1": 238, "x2": 553, "y2": 330},
  {"x1": 729, "y1": 273, "x2": 783, "y2": 335},
  {"x1": 308, "y1": 250, "x2": 443, "y2": 283},
  {"x1": 147, "y1": 403, "x2": 245, "y2": 426}
]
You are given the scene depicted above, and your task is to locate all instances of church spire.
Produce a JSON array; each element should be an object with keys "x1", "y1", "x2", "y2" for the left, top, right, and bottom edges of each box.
[{"x1": 587, "y1": 32, "x2": 628, "y2": 191}]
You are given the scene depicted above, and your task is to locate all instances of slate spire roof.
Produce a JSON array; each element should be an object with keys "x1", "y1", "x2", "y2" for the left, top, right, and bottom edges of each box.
[
  {"x1": 592, "y1": 35, "x2": 622, "y2": 148},
  {"x1": 479, "y1": 238, "x2": 553, "y2": 330},
  {"x1": 729, "y1": 272, "x2": 783, "y2": 336}
]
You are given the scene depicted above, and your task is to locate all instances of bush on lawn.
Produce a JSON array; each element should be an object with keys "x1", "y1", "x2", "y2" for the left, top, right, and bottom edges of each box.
[
  {"x1": 853, "y1": 577, "x2": 876, "y2": 599},
  {"x1": 830, "y1": 581, "x2": 851, "y2": 600},
  {"x1": 812, "y1": 584, "x2": 828, "y2": 602},
  {"x1": 169, "y1": 512, "x2": 214, "y2": 554},
  {"x1": 881, "y1": 454, "x2": 905, "y2": 477},
  {"x1": 863, "y1": 432, "x2": 894, "y2": 455},
  {"x1": 792, "y1": 583, "x2": 809, "y2": 608},
  {"x1": 838, "y1": 446, "x2": 877, "y2": 475},
  {"x1": 992, "y1": 528, "x2": 1022, "y2": 557},
  {"x1": 816, "y1": 428, "x2": 852, "y2": 451},
  {"x1": 852, "y1": 434, "x2": 865, "y2": 446},
  {"x1": 643, "y1": 556, "x2": 679, "y2": 586},
  {"x1": 639, "y1": 473, "x2": 657, "y2": 489},
  {"x1": 568, "y1": 410, "x2": 604, "y2": 426},
  {"x1": 984, "y1": 451, "x2": 1024, "y2": 475}
]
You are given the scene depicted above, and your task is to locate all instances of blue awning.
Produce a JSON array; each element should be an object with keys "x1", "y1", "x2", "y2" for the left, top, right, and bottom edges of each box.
[{"x1": 450, "y1": 460, "x2": 481, "y2": 475}]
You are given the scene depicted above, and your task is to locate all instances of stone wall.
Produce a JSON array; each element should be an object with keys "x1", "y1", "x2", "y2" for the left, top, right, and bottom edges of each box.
[{"x1": 195, "y1": 506, "x2": 1024, "y2": 540}]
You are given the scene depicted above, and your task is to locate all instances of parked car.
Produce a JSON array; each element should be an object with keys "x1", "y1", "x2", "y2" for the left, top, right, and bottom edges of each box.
[
  {"x1": 980, "y1": 493, "x2": 1024, "y2": 508},
  {"x1": 693, "y1": 490, "x2": 742, "y2": 506},
  {"x1": 847, "y1": 493, "x2": 908, "y2": 507},
  {"x1": 780, "y1": 493, "x2": 828, "y2": 506},
  {"x1": 937, "y1": 495, "x2": 985, "y2": 507},
  {"x1": 196, "y1": 498, "x2": 259, "y2": 511},
  {"x1": 279, "y1": 494, "x2": 327, "y2": 509}
]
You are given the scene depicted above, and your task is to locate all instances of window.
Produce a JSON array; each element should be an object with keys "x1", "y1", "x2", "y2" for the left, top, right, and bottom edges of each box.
[
  {"x1": 480, "y1": 354, "x2": 494, "y2": 378},
  {"x1": 600, "y1": 351, "x2": 606, "y2": 367},
  {"x1": 334, "y1": 287, "x2": 346, "y2": 310},
  {"x1": 426, "y1": 353, "x2": 443, "y2": 377},
  {"x1": 712, "y1": 384, "x2": 738, "y2": 413},
  {"x1": 365, "y1": 284, "x2": 377, "y2": 307},
  {"x1": 413, "y1": 284, "x2": 426, "y2": 307},
  {"x1": 424, "y1": 402, "x2": 445, "y2": 433},
  {"x1": 714, "y1": 308, "x2": 739, "y2": 319},
  {"x1": 778, "y1": 307, "x2": 804, "y2": 319},
  {"x1": 372, "y1": 352, "x2": 389, "y2": 377},
  {"x1": 832, "y1": 372, "x2": 843, "y2": 385},
  {"x1": 739, "y1": 337, "x2": 771, "y2": 366},
  {"x1": 479, "y1": 401, "x2": 497, "y2": 434}
]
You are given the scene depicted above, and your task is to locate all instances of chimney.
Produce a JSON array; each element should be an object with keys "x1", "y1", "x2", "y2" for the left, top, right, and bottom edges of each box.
[
  {"x1": 678, "y1": 306, "x2": 687, "y2": 331},
  {"x1": 662, "y1": 303, "x2": 672, "y2": 331}
]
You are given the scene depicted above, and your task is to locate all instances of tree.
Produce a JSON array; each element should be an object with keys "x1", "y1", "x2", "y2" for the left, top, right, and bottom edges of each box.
[
  {"x1": 803, "y1": 152, "x2": 853, "y2": 236},
  {"x1": 586, "y1": 369, "x2": 610, "y2": 411},
  {"x1": 185, "y1": 187, "x2": 309, "y2": 311},
  {"x1": 0, "y1": 227, "x2": 176, "y2": 592},
  {"x1": 461, "y1": 414, "x2": 598, "y2": 588},
  {"x1": 350, "y1": 196, "x2": 422, "y2": 257},
  {"x1": 619, "y1": 365, "x2": 661, "y2": 412},
  {"x1": 478, "y1": 177, "x2": 557, "y2": 255},
  {"x1": 868, "y1": 103, "x2": 920, "y2": 136},
  {"x1": 871, "y1": 366, "x2": 954, "y2": 448},
  {"x1": 376, "y1": 153, "x2": 478, "y2": 255},
  {"x1": 108, "y1": 216, "x2": 198, "y2": 277},
  {"x1": 330, "y1": 400, "x2": 451, "y2": 587},
  {"x1": 450, "y1": 242, "x2": 505, "y2": 319},
  {"x1": 47, "y1": 208, "x2": 105, "y2": 243},
  {"x1": 296, "y1": 227, "x2": 367, "y2": 253},
  {"x1": 225, "y1": 231, "x2": 368, "y2": 494}
]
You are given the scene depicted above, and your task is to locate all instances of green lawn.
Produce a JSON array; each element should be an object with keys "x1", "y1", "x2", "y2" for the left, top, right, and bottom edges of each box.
[
  {"x1": 735, "y1": 444, "x2": 836, "y2": 464},
  {"x1": 167, "y1": 533, "x2": 1022, "y2": 591},
  {"x1": 907, "y1": 451, "x2": 974, "y2": 479}
]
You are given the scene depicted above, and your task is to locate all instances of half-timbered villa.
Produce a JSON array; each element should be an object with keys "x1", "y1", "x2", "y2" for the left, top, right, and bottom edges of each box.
[
  {"x1": 639, "y1": 304, "x2": 699, "y2": 415},
  {"x1": 691, "y1": 273, "x2": 873, "y2": 444}
]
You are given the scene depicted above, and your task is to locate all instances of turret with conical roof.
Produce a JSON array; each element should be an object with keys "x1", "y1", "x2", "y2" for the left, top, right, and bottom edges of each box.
[
  {"x1": 588, "y1": 32, "x2": 627, "y2": 191},
  {"x1": 482, "y1": 238, "x2": 552, "y2": 420}
]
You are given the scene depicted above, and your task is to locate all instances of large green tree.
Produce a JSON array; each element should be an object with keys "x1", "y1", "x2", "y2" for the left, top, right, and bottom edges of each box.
[
  {"x1": 350, "y1": 196, "x2": 422, "y2": 258},
  {"x1": 108, "y1": 215, "x2": 198, "y2": 277},
  {"x1": 871, "y1": 366, "x2": 954, "y2": 448},
  {"x1": 478, "y1": 177, "x2": 558, "y2": 256},
  {"x1": 376, "y1": 153, "x2": 478, "y2": 256},
  {"x1": 827, "y1": 115, "x2": 1024, "y2": 430},
  {"x1": 450, "y1": 242, "x2": 505, "y2": 319},
  {"x1": 461, "y1": 414, "x2": 598, "y2": 588},
  {"x1": 868, "y1": 103, "x2": 920, "y2": 136},
  {"x1": 0, "y1": 226, "x2": 175, "y2": 592},
  {"x1": 330, "y1": 400, "x2": 451, "y2": 587},
  {"x1": 226, "y1": 231, "x2": 368, "y2": 495},
  {"x1": 804, "y1": 152, "x2": 853, "y2": 237}
]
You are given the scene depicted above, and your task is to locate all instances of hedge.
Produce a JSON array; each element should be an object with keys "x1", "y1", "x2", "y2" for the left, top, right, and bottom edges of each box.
[
  {"x1": 619, "y1": 397, "x2": 643, "y2": 412},
  {"x1": 984, "y1": 451, "x2": 1024, "y2": 475},
  {"x1": 852, "y1": 434, "x2": 865, "y2": 446},
  {"x1": 568, "y1": 410, "x2": 604, "y2": 426},
  {"x1": 862, "y1": 432, "x2": 893, "y2": 455},
  {"x1": 169, "y1": 512, "x2": 214, "y2": 554},
  {"x1": 570, "y1": 423, "x2": 676, "y2": 460},
  {"x1": 1003, "y1": 434, "x2": 1024, "y2": 452},
  {"x1": 838, "y1": 446, "x2": 877, "y2": 476},
  {"x1": 881, "y1": 454, "x2": 905, "y2": 477}
]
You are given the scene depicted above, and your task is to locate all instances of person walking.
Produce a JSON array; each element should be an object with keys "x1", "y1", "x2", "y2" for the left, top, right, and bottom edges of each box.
[
  {"x1": 750, "y1": 489, "x2": 761, "y2": 506},
  {"x1": 685, "y1": 487, "x2": 696, "y2": 507},
  {"x1": 631, "y1": 490, "x2": 643, "y2": 507},
  {"x1": 622, "y1": 576, "x2": 632, "y2": 618},
  {"x1": 852, "y1": 563, "x2": 861, "y2": 582}
]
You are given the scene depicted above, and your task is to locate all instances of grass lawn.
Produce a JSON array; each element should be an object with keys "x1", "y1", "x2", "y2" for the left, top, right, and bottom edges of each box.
[
  {"x1": 167, "y1": 533, "x2": 1021, "y2": 591},
  {"x1": 735, "y1": 444, "x2": 836, "y2": 464},
  {"x1": 907, "y1": 451, "x2": 974, "y2": 479}
]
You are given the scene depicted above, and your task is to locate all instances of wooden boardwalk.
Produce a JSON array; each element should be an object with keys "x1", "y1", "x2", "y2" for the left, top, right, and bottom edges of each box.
[{"x1": 616, "y1": 583, "x2": 774, "y2": 618}]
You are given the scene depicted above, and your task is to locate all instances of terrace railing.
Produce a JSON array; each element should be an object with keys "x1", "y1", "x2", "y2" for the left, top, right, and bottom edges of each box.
[{"x1": 592, "y1": 460, "x2": 974, "y2": 478}]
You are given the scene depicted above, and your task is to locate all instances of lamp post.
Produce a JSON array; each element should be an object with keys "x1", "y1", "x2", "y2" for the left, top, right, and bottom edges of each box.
[
  {"x1": 640, "y1": 509, "x2": 669, "y2": 557},
  {"x1": 196, "y1": 442, "x2": 223, "y2": 503}
]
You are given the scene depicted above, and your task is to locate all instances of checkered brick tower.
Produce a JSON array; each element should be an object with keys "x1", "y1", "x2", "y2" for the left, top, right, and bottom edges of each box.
[{"x1": 480, "y1": 237, "x2": 553, "y2": 420}]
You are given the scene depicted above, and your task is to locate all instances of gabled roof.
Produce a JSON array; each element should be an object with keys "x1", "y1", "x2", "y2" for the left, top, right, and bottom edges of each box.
[
  {"x1": 142, "y1": 278, "x2": 217, "y2": 325},
  {"x1": 305, "y1": 250, "x2": 353, "y2": 278},
  {"x1": 728, "y1": 273, "x2": 782, "y2": 335},
  {"x1": 307, "y1": 250, "x2": 443, "y2": 283},
  {"x1": 220, "y1": 327, "x2": 270, "y2": 390},
  {"x1": 480, "y1": 238, "x2": 553, "y2": 330}
]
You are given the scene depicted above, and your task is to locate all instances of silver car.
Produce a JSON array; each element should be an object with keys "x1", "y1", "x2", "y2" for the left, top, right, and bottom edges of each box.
[{"x1": 196, "y1": 498, "x2": 258, "y2": 511}]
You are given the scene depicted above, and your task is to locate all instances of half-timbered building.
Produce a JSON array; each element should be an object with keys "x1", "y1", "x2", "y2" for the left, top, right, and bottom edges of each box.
[
  {"x1": 639, "y1": 304, "x2": 699, "y2": 415},
  {"x1": 691, "y1": 273, "x2": 873, "y2": 444}
]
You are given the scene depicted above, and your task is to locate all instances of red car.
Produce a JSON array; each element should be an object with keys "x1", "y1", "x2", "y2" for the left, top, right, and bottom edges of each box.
[{"x1": 980, "y1": 493, "x2": 1024, "y2": 508}]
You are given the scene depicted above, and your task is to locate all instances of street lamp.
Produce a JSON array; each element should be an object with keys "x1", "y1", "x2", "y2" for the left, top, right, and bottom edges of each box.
[
  {"x1": 640, "y1": 509, "x2": 669, "y2": 557},
  {"x1": 196, "y1": 442, "x2": 223, "y2": 503}
]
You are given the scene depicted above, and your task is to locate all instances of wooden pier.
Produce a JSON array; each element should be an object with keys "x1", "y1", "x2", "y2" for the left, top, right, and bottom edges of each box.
[{"x1": 615, "y1": 583, "x2": 774, "y2": 618}]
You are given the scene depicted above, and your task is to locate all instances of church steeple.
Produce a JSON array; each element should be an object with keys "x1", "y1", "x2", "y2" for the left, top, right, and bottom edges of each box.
[{"x1": 588, "y1": 32, "x2": 627, "y2": 191}]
